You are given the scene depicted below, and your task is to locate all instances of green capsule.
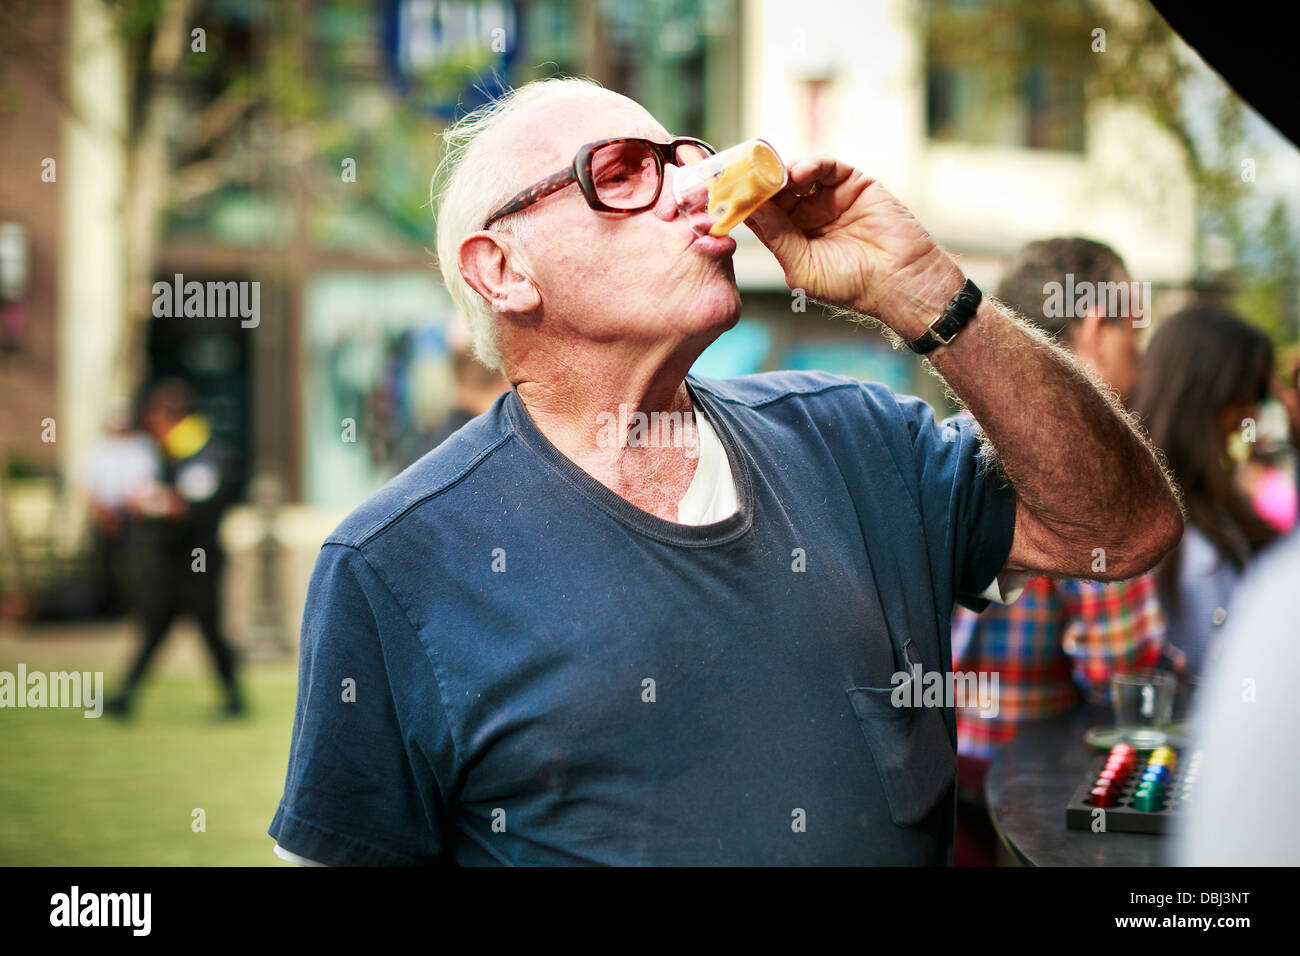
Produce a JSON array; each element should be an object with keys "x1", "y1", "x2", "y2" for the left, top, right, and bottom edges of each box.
[{"x1": 1133, "y1": 788, "x2": 1164, "y2": 812}]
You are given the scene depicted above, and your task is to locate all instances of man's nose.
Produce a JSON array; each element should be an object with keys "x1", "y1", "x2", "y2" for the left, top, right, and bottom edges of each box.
[
  {"x1": 655, "y1": 161, "x2": 714, "y2": 234},
  {"x1": 653, "y1": 162, "x2": 682, "y2": 221}
]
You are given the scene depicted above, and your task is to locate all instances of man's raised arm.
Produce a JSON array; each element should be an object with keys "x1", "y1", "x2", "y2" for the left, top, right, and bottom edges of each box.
[
  {"x1": 923, "y1": 291, "x2": 1181, "y2": 580},
  {"x1": 746, "y1": 156, "x2": 1184, "y2": 580}
]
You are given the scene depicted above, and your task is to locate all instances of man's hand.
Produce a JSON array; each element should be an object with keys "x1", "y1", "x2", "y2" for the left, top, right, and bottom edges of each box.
[
  {"x1": 128, "y1": 483, "x2": 186, "y2": 519},
  {"x1": 745, "y1": 156, "x2": 963, "y2": 337},
  {"x1": 91, "y1": 503, "x2": 123, "y2": 535}
]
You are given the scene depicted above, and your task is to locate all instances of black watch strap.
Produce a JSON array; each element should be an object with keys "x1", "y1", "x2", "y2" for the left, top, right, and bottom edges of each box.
[{"x1": 906, "y1": 277, "x2": 982, "y2": 355}]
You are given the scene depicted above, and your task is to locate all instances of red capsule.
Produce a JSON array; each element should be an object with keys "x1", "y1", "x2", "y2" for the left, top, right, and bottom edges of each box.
[{"x1": 1090, "y1": 786, "x2": 1119, "y2": 807}]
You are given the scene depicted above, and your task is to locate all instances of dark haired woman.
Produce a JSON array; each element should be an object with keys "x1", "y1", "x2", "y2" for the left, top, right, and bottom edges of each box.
[{"x1": 1133, "y1": 306, "x2": 1283, "y2": 679}]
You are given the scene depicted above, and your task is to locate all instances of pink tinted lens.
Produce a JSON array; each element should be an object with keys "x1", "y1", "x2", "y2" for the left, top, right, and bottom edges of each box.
[{"x1": 591, "y1": 142, "x2": 660, "y2": 209}]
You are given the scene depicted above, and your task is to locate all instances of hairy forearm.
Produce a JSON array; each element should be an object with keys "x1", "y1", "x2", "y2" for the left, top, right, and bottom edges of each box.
[{"x1": 865, "y1": 269, "x2": 1184, "y2": 577}]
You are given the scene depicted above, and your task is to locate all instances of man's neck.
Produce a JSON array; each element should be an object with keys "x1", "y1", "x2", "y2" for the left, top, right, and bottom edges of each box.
[{"x1": 513, "y1": 359, "x2": 702, "y2": 522}]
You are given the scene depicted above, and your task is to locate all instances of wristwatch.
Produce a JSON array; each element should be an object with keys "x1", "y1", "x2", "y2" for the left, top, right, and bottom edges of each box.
[{"x1": 906, "y1": 277, "x2": 982, "y2": 355}]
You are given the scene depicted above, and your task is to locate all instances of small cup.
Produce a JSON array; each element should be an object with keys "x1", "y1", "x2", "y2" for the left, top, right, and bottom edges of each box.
[
  {"x1": 672, "y1": 138, "x2": 789, "y2": 237},
  {"x1": 1110, "y1": 671, "x2": 1176, "y2": 748}
]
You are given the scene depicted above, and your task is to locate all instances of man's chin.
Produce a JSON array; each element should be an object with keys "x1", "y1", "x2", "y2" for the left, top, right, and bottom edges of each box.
[{"x1": 694, "y1": 285, "x2": 742, "y2": 334}]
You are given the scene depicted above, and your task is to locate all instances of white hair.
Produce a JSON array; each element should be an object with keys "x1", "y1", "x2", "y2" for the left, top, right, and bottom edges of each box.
[{"x1": 432, "y1": 76, "x2": 606, "y2": 374}]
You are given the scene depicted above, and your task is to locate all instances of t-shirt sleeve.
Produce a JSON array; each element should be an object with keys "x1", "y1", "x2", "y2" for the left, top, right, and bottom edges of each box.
[
  {"x1": 895, "y1": 396, "x2": 1018, "y2": 613},
  {"x1": 268, "y1": 542, "x2": 450, "y2": 865}
]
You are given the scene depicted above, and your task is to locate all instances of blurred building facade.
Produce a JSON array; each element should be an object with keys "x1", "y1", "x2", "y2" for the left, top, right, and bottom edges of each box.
[{"x1": 1, "y1": 0, "x2": 1202, "y2": 639}]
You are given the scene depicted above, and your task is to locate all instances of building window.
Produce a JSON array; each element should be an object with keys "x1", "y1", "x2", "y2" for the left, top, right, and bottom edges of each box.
[
  {"x1": 597, "y1": 0, "x2": 740, "y2": 147},
  {"x1": 925, "y1": 0, "x2": 1087, "y2": 152}
]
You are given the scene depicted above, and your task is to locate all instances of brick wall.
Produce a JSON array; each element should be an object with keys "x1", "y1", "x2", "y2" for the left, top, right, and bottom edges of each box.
[{"x1": 0, "y1": 0, "x2": 62, "y2": 474}]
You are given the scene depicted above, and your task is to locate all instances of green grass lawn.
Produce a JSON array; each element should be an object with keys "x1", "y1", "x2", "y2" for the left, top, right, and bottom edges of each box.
[{"x1": 0, "y1": 646, "x2": 301, "y2": 866}]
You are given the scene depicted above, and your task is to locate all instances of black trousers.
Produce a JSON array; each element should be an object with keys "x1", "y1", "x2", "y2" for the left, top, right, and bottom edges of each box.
[
  {"x1": 119, "y1": 543, "x2": 241, "y2": 705},
  {"x1": 89, "y1": 526, "x2": 132, "y2": 617}
]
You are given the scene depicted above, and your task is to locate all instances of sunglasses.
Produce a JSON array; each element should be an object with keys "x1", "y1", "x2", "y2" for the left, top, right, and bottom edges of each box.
[{"x1": 482, "y1": 136, "x2": 716, "y2": 230}]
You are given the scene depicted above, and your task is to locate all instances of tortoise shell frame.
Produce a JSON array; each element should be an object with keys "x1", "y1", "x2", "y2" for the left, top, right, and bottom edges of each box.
[{"x1": 482, "y1": 136, "x2": 716, "y2": 229}]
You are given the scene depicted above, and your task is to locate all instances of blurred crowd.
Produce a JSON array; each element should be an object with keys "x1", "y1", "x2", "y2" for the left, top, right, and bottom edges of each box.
[{"x1": 950, "y1": 237, "x2": 1300, "y2": 864}]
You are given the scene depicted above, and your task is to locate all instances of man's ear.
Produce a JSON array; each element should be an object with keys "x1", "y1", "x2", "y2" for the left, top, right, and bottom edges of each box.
[
  {"x1": 458, "y1": 233, "x2": 541, "y2": 314},
  {"x1": 1073, "y1": 306, "x2": 1105, "y2": 362}
]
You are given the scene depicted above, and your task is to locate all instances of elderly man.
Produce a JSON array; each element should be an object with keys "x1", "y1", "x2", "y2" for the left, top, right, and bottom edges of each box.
[{"x1": 269, "y1": 78, "x2": 1182, "y2": 866}]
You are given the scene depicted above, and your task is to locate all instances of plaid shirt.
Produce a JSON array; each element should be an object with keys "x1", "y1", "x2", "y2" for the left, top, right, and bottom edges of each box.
[{"x1": 951, "y1": 572, "x2": 1175, "y2": 760}]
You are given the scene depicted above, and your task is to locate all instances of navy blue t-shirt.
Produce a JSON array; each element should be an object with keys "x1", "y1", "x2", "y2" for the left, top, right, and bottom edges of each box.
[{"x1": 269, "y1": 370, "x2": 1017, "y2": 865}]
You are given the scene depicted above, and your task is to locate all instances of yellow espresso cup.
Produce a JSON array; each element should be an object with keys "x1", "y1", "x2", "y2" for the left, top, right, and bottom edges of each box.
[{"x1": 672, "y1": 139, "x2": 789, "y2": 237}]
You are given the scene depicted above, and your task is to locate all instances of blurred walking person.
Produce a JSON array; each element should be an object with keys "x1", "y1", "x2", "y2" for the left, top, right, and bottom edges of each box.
[
  {"x1": 105, "y1": 379, "x2": 245, "y2": 718},
  {"x1": 79, "y1": 398, "x2": 158, "y2": 618}
]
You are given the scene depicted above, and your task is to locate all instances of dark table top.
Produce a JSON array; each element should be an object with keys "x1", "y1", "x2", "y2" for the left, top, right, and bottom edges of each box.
[{"x1": 985, "y1": 706, "x2": 1174, "y2": 866}]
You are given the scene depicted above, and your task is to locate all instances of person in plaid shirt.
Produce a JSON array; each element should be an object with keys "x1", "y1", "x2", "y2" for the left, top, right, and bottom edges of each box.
[
  {"x1": 952, "y1": 574, "x2": 1171, "y2": 760},
  {"x1": 950, "y1": 239, "x2": 1184, "y2": 863}
]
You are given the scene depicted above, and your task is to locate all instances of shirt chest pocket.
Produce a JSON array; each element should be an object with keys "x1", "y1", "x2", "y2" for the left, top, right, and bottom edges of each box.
[{"x1": 844, "y1": 643, "x2": 957, "y2": 828}]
